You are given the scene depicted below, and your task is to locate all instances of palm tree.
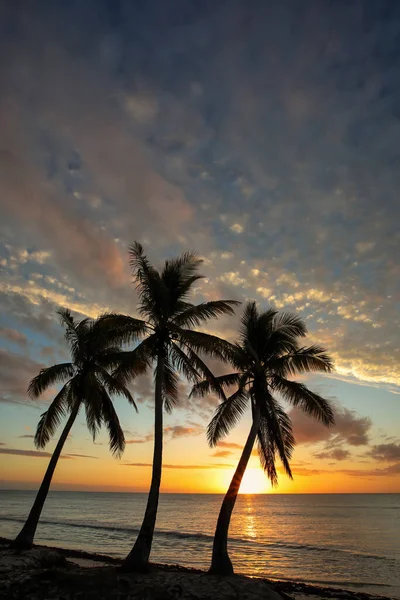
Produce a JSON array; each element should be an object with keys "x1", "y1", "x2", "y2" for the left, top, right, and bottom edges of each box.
[
  {"x1": 100, "y1": 242, "x2": 239, "y2": 571},
  {"x1": 192, "y1": 301, "x2": 335, "y2": 575},
  {"x1": 12, "y1": 308, "x2": 142, "y2": 550}
]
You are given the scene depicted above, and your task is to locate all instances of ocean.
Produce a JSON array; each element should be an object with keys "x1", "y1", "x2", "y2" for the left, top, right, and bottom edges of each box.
[{"x1": 1, "y1": 491, "x2": 399, "y2": 598}]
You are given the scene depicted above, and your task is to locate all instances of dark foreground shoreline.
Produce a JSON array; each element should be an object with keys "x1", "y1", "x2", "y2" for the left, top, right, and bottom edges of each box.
[{"x1": 0, "y1": 538, "x2": 395, "y2": 600}]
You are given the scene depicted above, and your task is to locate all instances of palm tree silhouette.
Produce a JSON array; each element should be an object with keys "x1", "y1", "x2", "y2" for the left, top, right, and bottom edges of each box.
[
  {"x1": 12, "y1": 308, "x2": 140, "y2": 550},
  {"x1": 100, "y1": 242, "x2": 239, "y2": 572},
  {"x1": 192, "y1": 301, "x2": 334, "y2": 575}
]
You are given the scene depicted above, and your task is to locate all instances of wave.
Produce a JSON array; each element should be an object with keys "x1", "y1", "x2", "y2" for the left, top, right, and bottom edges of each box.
[
  {"x1": 267, "y1": 574, "x2": 393, "y2": 590},
  {"x1": 1, "y1": 515, "x2": 398, "y2": 566}
]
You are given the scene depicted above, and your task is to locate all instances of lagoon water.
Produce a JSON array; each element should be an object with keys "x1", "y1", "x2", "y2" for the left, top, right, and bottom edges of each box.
[{"x1": 1, "y1": 491, "x2": 399, "y2": 598}]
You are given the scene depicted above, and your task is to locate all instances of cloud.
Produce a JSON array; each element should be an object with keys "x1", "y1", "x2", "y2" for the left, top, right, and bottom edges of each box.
[
  {"x1": 212, "y1": 450, "x2": 233, "y2": 458},
  {"x1": 0, "y1": 348, "x2": 44, "y2": 405},
  {"x1": 314, "y1": 448, "x2": 351, "y2": 461},
  {"x1": 65, "y1": 453, "x2": 98, "y2": 460},
  {"x1": 18, "y1": 435, "x2": 35, "y2": 439},
  {"x1": 0, "y1": 0, "x2": 399, "y2": 406},
  {"x1": 0, "y1": 327, "x2": 27, "y2": 346},
  {"x1": 164, "y1": 425, "x2": 203, "y2": 439},
  {"x1": 289, "y1": 404, "x2": 371, "y2": 448},
  {"x1": 367, "y1": 443, "x2": 400, "y2": 463},
  {"x1": 278, "y1": 463, "x2": 400, "y2": 478},
  {"x1": 123, "y1": 462, "x2": 234, "y2": 469},
  {"x1": 126, "y1": 433, "x2": 153, "y2": 444},
  {"x1": 216, "y1": 441, "x2": 243, "y2": 449},
  {"x1": 342, "y1": 464, "x2": 400, "y2": 478},
  {"x1": 0, "y1": 448, "x2": 72, "y2": 459}
]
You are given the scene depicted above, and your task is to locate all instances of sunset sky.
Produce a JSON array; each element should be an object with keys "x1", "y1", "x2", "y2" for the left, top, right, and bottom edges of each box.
[{"x1": 0, "y1": 1, "x2": 399, "y2": 494}]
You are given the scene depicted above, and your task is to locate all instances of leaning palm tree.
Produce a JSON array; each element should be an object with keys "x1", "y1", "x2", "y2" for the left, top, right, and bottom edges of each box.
[
  {"x1": 100, "y1": 242, "x2": 239, "y2": 571},
  {"x1": 12, "y1": 308, "x2": 142, "y2": 550},
  {"x1": 192, "y1": 301, "x2": 335, "y2": 575}
]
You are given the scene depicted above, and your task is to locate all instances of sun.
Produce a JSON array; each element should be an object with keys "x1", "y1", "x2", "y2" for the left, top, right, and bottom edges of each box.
[{"x1": 238, "y1": 468, "x2": 269, "y2": 494}]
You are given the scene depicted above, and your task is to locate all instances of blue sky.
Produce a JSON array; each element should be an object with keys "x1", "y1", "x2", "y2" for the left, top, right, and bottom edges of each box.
[{"x1": 0, "y1": 0, "x2": 399, "y2": 492}]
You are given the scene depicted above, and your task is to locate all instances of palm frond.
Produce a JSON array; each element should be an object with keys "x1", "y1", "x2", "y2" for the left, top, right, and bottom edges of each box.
[
  {"x1": 190, "y1": 372, "x2": 242, "y2": 399},
  {"x1": 258, "y1": 393, "x2": 294, "y2": 479},
  {"x1": 178, "y1": 343, "x2": 227, "y2": 391},
  {"x1": 94, "y1": 313, "x2": 149, "y2": 347},
  {"x1": 173, "y1": 300, "x2": 240, "y2": 328},
  {"x1": 82, "y1": 373, "x2": 104, "y2": 441},
  {"x1": 175, "y1": 328, "x2": 237, "y2": 364},
  {"x1": 256, "y1": 422, "x2": 279, "y2": 487},
  {"x1": 272, "y1": 376, "x2": 335, "y2": 426},
  {"x1": 271, "y1": 345, "x2": 334, "y2": 377},
  {"x1": 162, "y1": 357, "x2": 179, "y2": 413},
  {"x1": 96, "y1": 367, "x2": 138, "y2": 411},
  {"x1": 57, "y1": 308, "x2": 80, "y2": 361},
  {"x1": 99, "y1": 387, "x2": 126, "y2": 457},
  {"x1": 28, "y1": 363, "x2": 75, "y2": 399},
  {"x1": 170, "y1": 344, "x2": 201, "y2": 384},
  {"x1": 112, "y1": 335, "x2": 156, "y2": 384},
  {"x1": 94, "y1": 346, "x2": 135, "y2": 370},
  {"x1": 207, "y1": 387, "x2": 249, "y2": 447},
  {"x1": 272, "y1": 312, "x2": 308, "y2": 338},
  {"x1": 34, "y1": 383, "x2": 72, "y2": 448},
  {"x1": 129, "y1": 242, "x2": 168, "y2": 322}
]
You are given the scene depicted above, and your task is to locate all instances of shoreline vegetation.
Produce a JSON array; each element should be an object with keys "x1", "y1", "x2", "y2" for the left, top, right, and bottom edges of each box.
[{"x1": 0, "y1": 537, "x2": 393, "y2": 600}]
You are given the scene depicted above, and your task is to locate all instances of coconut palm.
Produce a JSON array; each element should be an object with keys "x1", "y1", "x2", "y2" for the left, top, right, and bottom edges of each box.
[
  {"x1": 12, "y1": 308, "x2": 143, "y2": 550},
  {"x1": 192, "y1": 301, "x2": 334, "y2": 575},
  {"x1": 99, "y1": 242, "x2": 239, "y2": 571}
]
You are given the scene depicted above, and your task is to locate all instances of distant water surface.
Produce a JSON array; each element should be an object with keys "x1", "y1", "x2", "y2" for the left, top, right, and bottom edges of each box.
[{"x1": 1, "y1": 492, "x2": 399, "y2": 598}]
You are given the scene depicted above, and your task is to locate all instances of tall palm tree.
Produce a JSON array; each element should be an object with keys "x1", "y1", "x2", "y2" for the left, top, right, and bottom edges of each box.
[
  {"x1": 100, "y1": 242, "x2": 239, "y2": 571},
  {"x1": 12, "y1": 308, "x2": 142, "y2": 550},
  {"x1": 192, "y1": 301, "x2": 335, "y2": 575}
]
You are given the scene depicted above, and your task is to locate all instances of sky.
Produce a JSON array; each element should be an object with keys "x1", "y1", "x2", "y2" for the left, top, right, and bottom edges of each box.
[{"x1": 0, "y1": 0, "x2": 399, "y2": 494}]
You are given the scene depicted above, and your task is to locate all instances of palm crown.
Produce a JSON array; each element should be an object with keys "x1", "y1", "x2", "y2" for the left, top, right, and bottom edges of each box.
[
  {"x1": 100, "y1": 242, "x2": 240, "y2": 402},
  {"x1": 31, "y1": 308, "x2": 139, "y2": 457},
  {"x1": 193, "y1": 301, "x2": 334, "y2": 484}
]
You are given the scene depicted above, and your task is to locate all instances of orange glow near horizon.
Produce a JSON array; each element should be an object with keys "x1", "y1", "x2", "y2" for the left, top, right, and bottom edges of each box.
[{"x1": 2, "y1": 454, "x2": 400, "y2": 494}]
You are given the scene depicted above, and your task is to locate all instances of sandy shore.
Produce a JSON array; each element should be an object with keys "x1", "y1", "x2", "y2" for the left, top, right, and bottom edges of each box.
[{"x1": 0, "y1": 538, "x2": 394, "y2": 600}]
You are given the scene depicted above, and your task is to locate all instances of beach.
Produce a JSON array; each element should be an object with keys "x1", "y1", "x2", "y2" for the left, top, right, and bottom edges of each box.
[
  {"x1": 0, "y1": 538, "x2": 396, "y2": 600},
  {"x1": 1, "y1": 491, "x2": 398, "y2": 598}
]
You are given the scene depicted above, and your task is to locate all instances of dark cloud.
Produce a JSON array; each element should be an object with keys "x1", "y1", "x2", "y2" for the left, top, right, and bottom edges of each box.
[
  {"x1": 0, "y1": 448, "x2": 72, "y2": 459},
  {"x1": 0, "y1": 0, "x2": 399, "y2": 405},
  {"x1": 18, "y1": 435, "x2": 35, "y2": 439},
  {"x1": 0, "y1": 327, "x2": 27, "y2": 346},
  {"x1": 164, "y1": 425, "x2": 203, "y2": 439},
  {"x1": 65, "y1": 453, "x2": 98, "y2": 460},
  {"x1": 289, "y1": 404, "x2": 371, "y2": 447},
  {"x1": 314, "y1": 448, "x2": 351, "y2": 461},
  {"x1": 0, "y1": 290, "x2": 61, "y2": 340},
  {"x1": 0, "y1": 348, "x2": 44, "y2": 405},
  {"x1": 343, "y1": 464, "x2": 400, "y2": 478},
  {"x1": 123, "y1": 462, "x2": 233, "y2": 469},
  {"x1": 367, "y1": 443, "x2": 400, "y2": 463}
]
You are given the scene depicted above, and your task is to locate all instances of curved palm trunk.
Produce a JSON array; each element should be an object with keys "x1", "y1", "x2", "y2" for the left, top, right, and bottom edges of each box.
[
  {"x1": 11, "y1": 402, "x2": 80, "y2": 550},
  {"x1": 209, "y1": 403, "x2": 261, "y2": 575},
  {"x1": 122, "y1": 355, "x2": 164, "y2": 572}
]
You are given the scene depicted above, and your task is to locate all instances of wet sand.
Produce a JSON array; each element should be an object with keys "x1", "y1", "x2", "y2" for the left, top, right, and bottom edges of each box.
[{"x1": 0, "y1": 538, "x2": 394, "y2": 600}]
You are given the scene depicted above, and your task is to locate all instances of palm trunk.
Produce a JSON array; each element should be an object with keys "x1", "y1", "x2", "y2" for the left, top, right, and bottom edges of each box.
[
  {"x1": 11, "y1": 402, "x2": 80, "y2": 550},
  {"x1": 122, "y1": 354, "x2": 164, "y2": 572},
  {"x1": 209, "y1": 402, "x2": 261, "y2": 575}
]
